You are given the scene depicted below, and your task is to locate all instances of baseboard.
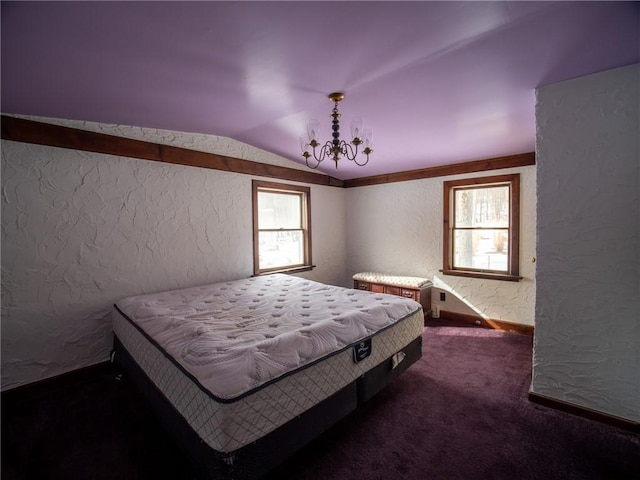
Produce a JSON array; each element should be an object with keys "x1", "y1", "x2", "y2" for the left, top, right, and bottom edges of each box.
[
  {"x1": 1, "y1": 361, "x2": 113, "y2": 405},
  {"x1": 438, "y1": 310, "x2": 534, "y2": 335},
  {"x1": 528, "y1": 391, "x2": 640, "y2": 433}
]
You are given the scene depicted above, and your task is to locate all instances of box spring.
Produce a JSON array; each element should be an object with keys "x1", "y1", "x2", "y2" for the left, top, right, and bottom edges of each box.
[{"x1": 113, "y1": 334, "x2": 421, "y2": 479}]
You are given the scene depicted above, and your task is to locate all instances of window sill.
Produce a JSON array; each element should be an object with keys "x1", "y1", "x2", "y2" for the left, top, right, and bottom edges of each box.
[
  {"x1": 440, "y1": 269, "x2": 522, "y2": 282},
  {"x1": 254, "y1": 265, "x2": 316, "y2": 276}
]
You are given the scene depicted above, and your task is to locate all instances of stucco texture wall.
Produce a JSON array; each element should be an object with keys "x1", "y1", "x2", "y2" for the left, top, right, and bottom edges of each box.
[
  {"x1": 345, "y1": 165, "x2": 537, "y2": 326},
  {"x1": 533, "y1": 64, "x2": 639, "y2": 422},
  {"x1": 1, "y1": 120, "x2": 346, "y2": 390}
]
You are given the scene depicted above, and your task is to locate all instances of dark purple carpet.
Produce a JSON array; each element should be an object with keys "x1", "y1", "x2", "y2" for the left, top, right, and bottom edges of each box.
[
  {"x1": 268, "y1": 320, "x2": 640, "y2": 480},
  {"x1": 3, "y1": 320, "x2": 639, "y2": 480}
]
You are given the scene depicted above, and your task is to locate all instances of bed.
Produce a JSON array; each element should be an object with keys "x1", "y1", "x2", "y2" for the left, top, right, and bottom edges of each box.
[{"x1": 112, "y1": 274, "x2": 424, "y2": 479}]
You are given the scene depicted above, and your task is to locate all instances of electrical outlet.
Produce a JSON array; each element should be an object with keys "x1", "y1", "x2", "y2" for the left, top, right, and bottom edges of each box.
[{"x1": 440, "y1": 292, "x2": 446, "y2": 302}]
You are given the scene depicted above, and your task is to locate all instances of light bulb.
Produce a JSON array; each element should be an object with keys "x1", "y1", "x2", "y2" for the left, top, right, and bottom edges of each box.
[
  {"x1": 307, "y1": 119, "x2": 320, "y2": 142},
  {"x1": 350, "y1": 117, "x2": 363, "y2": 139},
  {"x1": 363, "y1": 129, "x2": 373, "y2": 148}
]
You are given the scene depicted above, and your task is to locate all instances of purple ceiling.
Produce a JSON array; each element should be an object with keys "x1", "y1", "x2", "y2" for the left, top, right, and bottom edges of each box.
[{"x1": 2, "y1": 1, "x2": 638, "y2": 180}]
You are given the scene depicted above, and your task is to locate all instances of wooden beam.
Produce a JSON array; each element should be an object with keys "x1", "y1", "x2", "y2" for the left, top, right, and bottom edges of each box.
[
  {"x1": 1, "y1": 115, "x2": 535, "y2": 188},
  {"x1": 343, "y1": 152, "x2": 535, "y2": 188},
  {"x1": 0, "y1": 115, "x2": 344, "y2": 187}
]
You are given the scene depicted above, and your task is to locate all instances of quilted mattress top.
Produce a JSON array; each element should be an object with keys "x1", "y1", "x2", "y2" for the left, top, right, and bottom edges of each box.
[
  {"x1": 352, "y1": 272, "x2": 432, "y2": 288},
  {"x1": 115, "y1": 274, "x2": 421, "y2": 400}
]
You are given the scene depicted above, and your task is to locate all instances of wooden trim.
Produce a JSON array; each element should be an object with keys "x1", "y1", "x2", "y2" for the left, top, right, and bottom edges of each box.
[
  {"x1": 528, "y1": 391, "x2": 640, "y2": 433},
  {"x1": 441, "y1": 172, "x2": 521, "y2": 189},
  {"x1": 0, "y1": 115, "x2": 343, "y2": 187},
  {"x1": 439, "y1": 270, "x2": 522, "y2": 282},
  {"x1": 442, "y1": 178, "x2": 452, "y2": 274},
  {"x1": 252, "y1": 180, "x2": 261, "y2": 273},
  {"x1": 252, "y1": 180, "x2": 312, "y2": 276},
  {"x1": 253, "y1": 265, "x2": 315, "y2": 276},
  {"x1": 343, "y1": 152, "x2": 535, "y2": 188},
  {"x1": 442, "y1": 173, "x2": 521, "y2": 279},
  {"x1": 1, "y1": 115, "x2": 535, "y2": 188},
  {"x1": 437, "y1": 310, "x2": 534, "y2": 336},
  {"x1": 510, "y1": 174, "x2": 521, "y2": 276}
]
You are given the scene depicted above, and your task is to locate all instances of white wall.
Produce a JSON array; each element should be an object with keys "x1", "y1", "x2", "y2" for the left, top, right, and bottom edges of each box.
[
  {"x1": 533, "y1": 64, "x2": 639, "y2": 422},
  {"x1": 345, "y1": 165, "x2": 537, "y2": 326},
  {"x1": 1, "y1": 119, "x2": 347, "y2": 390}
]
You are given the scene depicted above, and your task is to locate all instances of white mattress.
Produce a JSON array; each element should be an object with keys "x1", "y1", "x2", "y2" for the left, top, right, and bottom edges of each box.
[{"x1": 113, "y1": 274, "x2": 423, "y2": 452}]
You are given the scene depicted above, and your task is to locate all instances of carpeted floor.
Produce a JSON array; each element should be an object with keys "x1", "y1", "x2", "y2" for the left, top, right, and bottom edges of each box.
[{"x1": 2, "y1": 320, "x2": 639, "y2": 480}]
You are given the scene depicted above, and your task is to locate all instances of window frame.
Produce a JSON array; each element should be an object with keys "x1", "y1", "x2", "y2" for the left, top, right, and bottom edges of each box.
[
  {"x1": 252, "y1": 180, "x2": 313, "y2": 276},
  {"x1": 442, "y1": 173, "x2": 521, "y2": 282}
]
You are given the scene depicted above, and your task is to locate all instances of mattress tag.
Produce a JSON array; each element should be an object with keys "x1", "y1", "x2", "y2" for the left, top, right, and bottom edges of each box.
[{"x1": 353, "y1": 338, "x2": 372, "y2": 363}]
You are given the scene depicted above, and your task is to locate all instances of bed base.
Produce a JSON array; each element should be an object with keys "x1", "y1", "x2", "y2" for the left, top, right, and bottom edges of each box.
[{"x1": 113, "y1": 334, "x2": 422, "y2": 479}]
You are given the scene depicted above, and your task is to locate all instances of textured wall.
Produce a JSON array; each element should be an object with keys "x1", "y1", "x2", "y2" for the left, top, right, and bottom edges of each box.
[
  {"x1": 1, "y1": 119, "x2": 346, "y2": 390},
  {"x1": 345, "y1": 166, "x2": 537, "y2": 326},
  {"x1": 533, "y1": 64, "x2": 639, "y2": 422}
]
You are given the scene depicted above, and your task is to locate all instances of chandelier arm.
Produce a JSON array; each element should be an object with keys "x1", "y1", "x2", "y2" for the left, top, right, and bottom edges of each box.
[
  {"x1": 352, "y1": 152, "x2": 370, "y2": 166},
  {"x1": 305, "y1": 155, "x2": 322, "y2": 169},
  {"x1": 307, "y1": 141, "x2": 333, "y2": 166},
  {"x1": 319, "y1": 141, "x2": 334, "y2": 161},
  {"x1": 341, "y1": 141, "x2": 359, "y2": 161}
]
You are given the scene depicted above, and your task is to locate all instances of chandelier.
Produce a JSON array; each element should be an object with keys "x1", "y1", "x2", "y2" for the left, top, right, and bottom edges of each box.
[{"x1": 301, "y1": 92, "x2": 373, "y2": 169}]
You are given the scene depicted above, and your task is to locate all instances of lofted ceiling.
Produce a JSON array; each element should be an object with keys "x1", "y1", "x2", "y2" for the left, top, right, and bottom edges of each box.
[{"x1": 1, "y1": 1, "x2": 638, "y2": 180}]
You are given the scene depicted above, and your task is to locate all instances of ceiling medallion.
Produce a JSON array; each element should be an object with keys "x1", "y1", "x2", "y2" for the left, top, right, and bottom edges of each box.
[{"x1": 301, "y1": 92, "x2": 373, "y2": 169}]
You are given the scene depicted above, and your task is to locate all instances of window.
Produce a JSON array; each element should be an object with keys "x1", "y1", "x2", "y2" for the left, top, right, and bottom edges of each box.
[
  {"x1": 442, "y1": 174, "x2": 521, "y2": 281},
  {"x1": 252, "y1": 180, "x2": 312, "y2": 275}
]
